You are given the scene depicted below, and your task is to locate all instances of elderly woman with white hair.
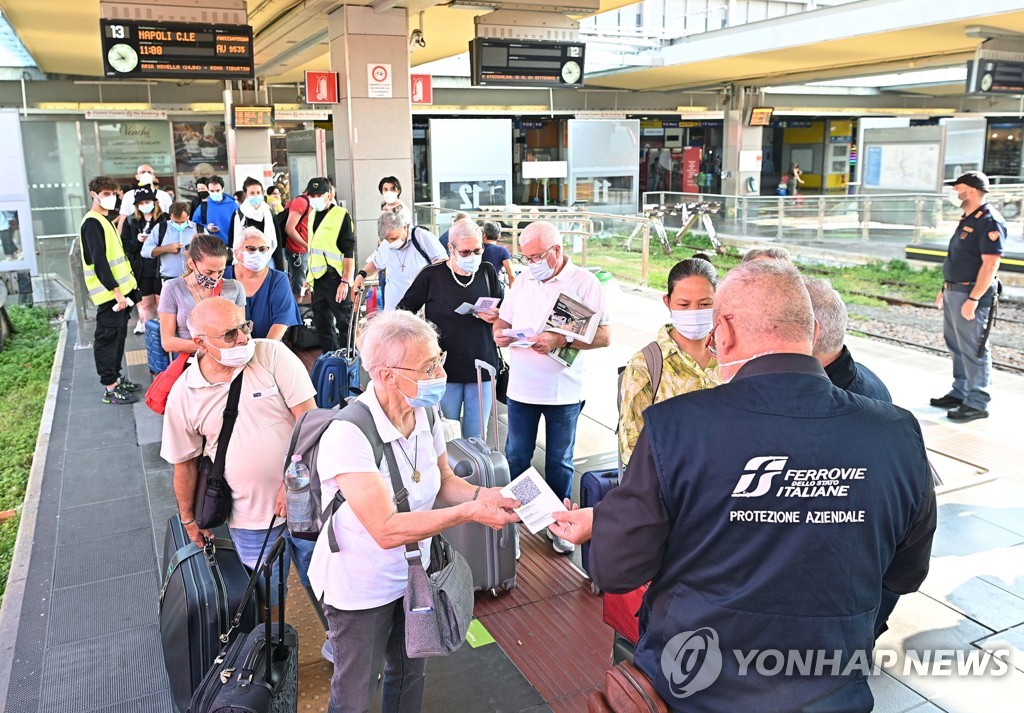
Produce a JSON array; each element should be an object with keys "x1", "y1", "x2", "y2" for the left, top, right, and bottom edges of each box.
[
  {"x1": 398, "y1": 218, "x2": 503, "y2": 438},
  {"x1": 308, "y1": 309, "x2": 519, "y2": 713},
  {"x1": 224, "y1": 226, "x2": 300, "y2": 340}
]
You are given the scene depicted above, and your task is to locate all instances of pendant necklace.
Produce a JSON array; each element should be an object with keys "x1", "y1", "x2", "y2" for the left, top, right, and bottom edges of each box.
[
  {"x1": 395, "y1": 435, "x2": 421, "y2": 483},
  {"x1": 449, "y1": 262, "x2": 476, "y2": 288}
]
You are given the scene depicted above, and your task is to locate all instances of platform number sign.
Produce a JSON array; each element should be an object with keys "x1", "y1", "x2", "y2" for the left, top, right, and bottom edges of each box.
[{"x1": 439, "y1": 180, "x2": 508, "y2": 210}]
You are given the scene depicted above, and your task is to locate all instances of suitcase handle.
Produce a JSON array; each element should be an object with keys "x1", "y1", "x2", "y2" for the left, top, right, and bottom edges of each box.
[
  {"x1": 263, "y1": 534, "x2": 287, "y2": 687},
  {"x1": 475, "y1": 359, "x2": 499, "y2": 450}
]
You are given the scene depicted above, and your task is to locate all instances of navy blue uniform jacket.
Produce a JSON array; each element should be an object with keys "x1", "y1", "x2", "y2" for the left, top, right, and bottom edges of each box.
[{"x1": 589, "y1": 354, "x2": 935, "y2": 713}]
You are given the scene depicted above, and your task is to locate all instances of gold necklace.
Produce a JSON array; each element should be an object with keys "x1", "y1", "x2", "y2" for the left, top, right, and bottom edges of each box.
[{"x1": 394, "y1": 435, "x2": 421, "y2": 483}]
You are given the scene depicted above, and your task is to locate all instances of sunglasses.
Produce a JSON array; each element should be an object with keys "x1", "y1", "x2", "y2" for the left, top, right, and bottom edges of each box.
[
  {"x1": 202, "y1": 320, "x2": 254, "y2": 345},
  {"x1": 452, "y1": 247, "x2": 483, "y2": 257},
  {"x1": 242, "y1": 245, "x2": 272, "y2": 253}
]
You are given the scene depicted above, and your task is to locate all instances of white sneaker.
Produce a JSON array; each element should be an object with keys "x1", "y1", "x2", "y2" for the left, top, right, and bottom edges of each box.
[
  {"x1": 133, "y1": 322, "x2": 146, "y2": 334},
  {"x1": 321, "y1": 638, "x2": 333, "y2": 662},
  {"x1": 546, "y1": 527, "x2": 575, "y2": 555}
]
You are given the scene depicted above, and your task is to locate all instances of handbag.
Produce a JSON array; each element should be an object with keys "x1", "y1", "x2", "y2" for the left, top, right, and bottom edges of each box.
[
  {"x1": 381, "y1": 441, "x2": 474, "y2": 658},
  {"x1": 588, "y1": 661, "x2": 669, "y2": 713},
  {"x1": 494, "y1": 352, "x2": 509, "y2": 405},
  {"x1": 194, "y1": 372, "x2": 243, "y2": 529},
  {"x1": 144, "y1": 280, "x2": 222, "y2": 414}
]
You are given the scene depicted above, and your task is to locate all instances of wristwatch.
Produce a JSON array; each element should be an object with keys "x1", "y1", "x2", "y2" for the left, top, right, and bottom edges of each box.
[{"x1": 564, "y1": 335, "x2": 575, "y2": 347}]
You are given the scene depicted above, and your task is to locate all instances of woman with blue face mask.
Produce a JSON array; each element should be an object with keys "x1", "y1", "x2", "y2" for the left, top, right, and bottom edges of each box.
[
  {"x1": 230, "y1": 176, "x2": 280, "y2": 265},
  {"x1": 121, "y1": 186, "x2": 167, "y2": 333},
  {"x1": 224, "y1": 227, "x2": 300, "y2": 341},
  {"x1": 307, "y1": 309, "x2": 519, "y2": 713},
  {"x1": 396, "y1": 219, "x2": 504, "y2": 438},
  {"x1": 617, "y1": 255, "x2": 721, "y2": 468}
]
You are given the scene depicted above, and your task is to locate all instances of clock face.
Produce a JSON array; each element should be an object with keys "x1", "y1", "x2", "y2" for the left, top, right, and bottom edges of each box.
[
  {"x1": 561, "y1": 60, "x2": 582, "y2": 85},
  {"x1": 980, "y1": 72, "x2": 994, "y2": 92},
  {"x1": 107, "y1": 43, "x2": 139, "y2": 73}
]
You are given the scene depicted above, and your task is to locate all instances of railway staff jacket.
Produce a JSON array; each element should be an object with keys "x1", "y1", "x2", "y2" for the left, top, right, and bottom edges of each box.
[{"x1": 589, "y1": 353, "x2": 935, "y2": 713}]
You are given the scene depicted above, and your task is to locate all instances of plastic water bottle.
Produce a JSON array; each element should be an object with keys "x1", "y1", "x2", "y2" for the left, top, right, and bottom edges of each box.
[{"x1": 284, "y1": 455, "x2": 313, "y2": 531}]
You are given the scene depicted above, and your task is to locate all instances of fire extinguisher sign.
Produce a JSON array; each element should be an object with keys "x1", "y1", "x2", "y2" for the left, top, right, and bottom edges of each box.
[
  {"x1": 411, "y1": 74, "x2": 432, "y2": 105},
  {"x1": 367, "y1": 64, "x2": 393, "y2": 98},
  {"x1": 304, "y1": 71, "x2": 339, "y2": 105}
]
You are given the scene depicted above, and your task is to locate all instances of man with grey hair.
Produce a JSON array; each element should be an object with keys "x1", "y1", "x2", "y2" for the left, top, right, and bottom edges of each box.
[
  {"x1": 552, "y1": 260, "x2": 935, "y2": 711},
  {"x1": 352, "y1": 209, "x2": 445, "y2": 310},
  {"x1": 493, "y1": 220, "x2": 610, "y2": 554},
  {"x1": 741, "y1": 245, "x2": 792, "y2": 263},
  {"x1": 162, "y1": 297, "x2": 317, "y2": 608},
  {"x1": 804, "y1": 276, "x2": 891, "y2": 402}
]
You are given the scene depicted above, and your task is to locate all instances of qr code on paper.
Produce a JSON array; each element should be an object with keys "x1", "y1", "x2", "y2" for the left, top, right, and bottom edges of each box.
[{"x1": 510, "y1": 477, "x2": 542, "y2": 505}]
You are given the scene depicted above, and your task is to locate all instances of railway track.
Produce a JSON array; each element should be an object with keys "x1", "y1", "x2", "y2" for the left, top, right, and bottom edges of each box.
[
  {"x1": 853, "y1": 330, "x2": 1024, "y2": 375},
  {"x1": 847, "y1": 291, "x2": 1024, "y2": 326}
]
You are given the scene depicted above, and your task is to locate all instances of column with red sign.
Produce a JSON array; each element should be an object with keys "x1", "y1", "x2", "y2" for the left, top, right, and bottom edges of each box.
[{"x1": 682, "y1": 147, "x2": 702, "y2": 194}]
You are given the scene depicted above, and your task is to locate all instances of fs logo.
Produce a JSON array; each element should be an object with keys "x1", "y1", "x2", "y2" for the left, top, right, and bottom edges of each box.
[
  {"x1": 731, "y1": 456, "x2": 788, "y2": 498},
  {"x1": 661, "y1": 627, "x2": 723, "y2": 698}
]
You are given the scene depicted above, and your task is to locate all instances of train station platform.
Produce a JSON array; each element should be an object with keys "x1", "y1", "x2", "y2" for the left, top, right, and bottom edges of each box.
[{"x1": 1, "y1": 286, "x2": 1023, "y2": 713}]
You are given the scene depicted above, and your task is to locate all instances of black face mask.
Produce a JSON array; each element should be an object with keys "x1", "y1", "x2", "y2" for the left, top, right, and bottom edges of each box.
[{"x1": 198, "y1": 190, "x2": 210, "y2": 201}]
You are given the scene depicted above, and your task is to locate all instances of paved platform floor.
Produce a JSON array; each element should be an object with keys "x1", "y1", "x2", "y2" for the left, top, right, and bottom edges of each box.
[{"x1": 1, "y1": 283, "x2": 1023, "y2": 712}]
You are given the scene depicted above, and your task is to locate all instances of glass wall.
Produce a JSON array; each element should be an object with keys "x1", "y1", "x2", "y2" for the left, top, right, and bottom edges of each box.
[{"x1": 984, "y1": 121, "x2": 1023, "y2": 181}]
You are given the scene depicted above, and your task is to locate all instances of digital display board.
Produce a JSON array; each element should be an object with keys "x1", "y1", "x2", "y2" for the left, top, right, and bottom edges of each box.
[
  {"x1": 968, "y1": 59, "x2": 1024, "y2": 94},
  {"x1": 470, "y1": 39, "x2": 585, "y2": 88},
  {"x1": 748, "y1": 107, "x2": 775, "y2": 127},
  {"x1": 232, "y1": 106, "x2": 274, "y2": 129},
  {"x1": 100, "y1": 19, "x2": 254, "y2": 80}
]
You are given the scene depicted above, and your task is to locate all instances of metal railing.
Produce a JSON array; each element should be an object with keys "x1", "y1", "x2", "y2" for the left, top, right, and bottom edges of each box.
[{"x1": 67, "y1": 240, "x2": 94, "y2": 349}]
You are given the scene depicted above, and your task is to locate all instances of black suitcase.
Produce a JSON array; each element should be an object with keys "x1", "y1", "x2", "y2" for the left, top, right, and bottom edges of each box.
[
  {"x1": 191, "y1": 536, "x2": 299, "y2": 713},
  {"x1": 441, "y1": 360, "x2": 517, "y2": 595},
  {"x1": 159, "y1": 515, "x2": 259, "y2": 713},
  {"x1": 285, "y1": 303, "x2": 319, "y2": 351}
]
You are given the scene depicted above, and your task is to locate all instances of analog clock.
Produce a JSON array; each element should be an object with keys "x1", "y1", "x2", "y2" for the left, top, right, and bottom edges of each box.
[
  {"x1": 561, "y1": 60, "x2": 582, "y2": 85},
  {"x1": 980, "y1": 72, "x2": 994, "y2": 92},
  {"x1": 107, "y1": 43, "x2": 139, "y2": 74}
]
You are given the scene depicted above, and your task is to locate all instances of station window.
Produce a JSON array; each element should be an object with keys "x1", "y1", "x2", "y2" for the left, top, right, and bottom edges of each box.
[{"x1": 984, "y1": 122, "x2": 1023, "y2": 180}]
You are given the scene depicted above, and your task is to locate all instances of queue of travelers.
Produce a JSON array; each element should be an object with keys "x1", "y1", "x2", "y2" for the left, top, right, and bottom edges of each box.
[{"x1": 78, "y1": 168, "x2": 949, "y2": 713}]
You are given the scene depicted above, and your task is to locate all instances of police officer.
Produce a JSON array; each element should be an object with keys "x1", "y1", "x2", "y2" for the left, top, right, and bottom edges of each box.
[
  {"x1": 81, "y1": 176, "x2": 142, "y2": 405},
  {"x1": 551, "y1": 260, "x2": 935, "y2": 712},
  {"x1": 303, "y1": 177, "x2": 356, "y2": 353},
  {"x1": 930, "y1": 170, "x2": 1004, "y2": 422}
]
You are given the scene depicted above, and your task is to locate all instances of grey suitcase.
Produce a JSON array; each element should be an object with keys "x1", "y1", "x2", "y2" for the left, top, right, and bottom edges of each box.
[{"x1": 442, "y1": 360, "x2": 518, "y2": 596}]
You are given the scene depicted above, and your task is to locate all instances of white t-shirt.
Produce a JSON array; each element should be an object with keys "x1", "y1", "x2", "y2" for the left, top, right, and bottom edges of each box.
[
  {"x1": 308, "y1": 384, "x2": 445, "y2": 610},
  {"x1": 160, "y1": 340, "x2": 317, "y2": 529},
  {"x1": 120, "y1": 187, "x2": 174, "y2": 216},
  {"x1": 371, "y1": 227, "x2": 446, "y2": 311},
  {"x1": 498, "y1": 257, "x2": 609, "y2": 405}
]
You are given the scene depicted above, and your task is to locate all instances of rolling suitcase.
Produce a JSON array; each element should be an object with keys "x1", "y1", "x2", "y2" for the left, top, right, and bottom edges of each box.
[
  {"x1": 580, "y1": 469, "x2": 619, "y2": 582},
  {"x1": 311, "y1": 292, "x2": 362, "y2": 408},
  {"x1": 145, "y1": 318, "x2": 170, "y2": 374},
  {"x1": 159, "y1": 515, "x2": 258, "y2": 713},
  {"x1": 191, "y1": 535, "x2": 299, "y2": 713},
  {"x1": 441, "y1": 360, "x2": 517, "y2": 595}
]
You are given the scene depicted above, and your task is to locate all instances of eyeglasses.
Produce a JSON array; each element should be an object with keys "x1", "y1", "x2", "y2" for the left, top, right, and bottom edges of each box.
[
  {"x1": 452, "y1": 247, "x2": 483, "y2": 257},
  {"x1": 201, "y1": 320, "x2": 254, "y2": 345},
  {"x1": 388, "y1": 351, "x2": 447, "y2": 377},
  {"x1": 705, "y1": 314, "x2": 733, "y2": 357},
  {"x1": 243, "y1": 245, "x2": 271, "y2": 253},
  {"x1": 513, "y1": 245, "x2": 556, "y2": 265}
]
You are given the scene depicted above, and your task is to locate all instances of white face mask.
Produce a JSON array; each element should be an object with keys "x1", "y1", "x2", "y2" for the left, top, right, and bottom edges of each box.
[
  {"x1": 384, "y1": 237, "x2": 406, "y2": 251},
  {"x1": 528, "y1": 256, "x2": 556, "y2": 282},
  {"x1": 207, "y1": 339, "x2": 255, "y2": 368},
  {"x1": 137, "y1": 172, "x2": 155, "y2": 186},
  {"x1": 241, "y1": 250, "x2": 272, "y2": 272},
  {"x1": 98, "y1": 194, "x2": 117, "y2": 211},
  {"x1": 718, "y1": 350, "x2": 780, "y2": 382},
  {"x1": 946, "y1": 188, "x2": 964, "y2": 208},
  {"x1": 671, "y1": 308, "x2": 714, "y2": 341},
  {"x1": 382, "y1": 191, "x2": 399, "y2": 204},
  {"x1": 310, "y1": 196, "x2": 327, "y2": 212},
  {"x1": 456, "y1": 253, "x2": 482, "y2": 273}
]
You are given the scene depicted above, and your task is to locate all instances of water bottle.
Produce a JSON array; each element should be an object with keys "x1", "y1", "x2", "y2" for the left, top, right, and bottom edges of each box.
[{"x1": 284, "y1": 455, "x2": 313, "y2": 532}]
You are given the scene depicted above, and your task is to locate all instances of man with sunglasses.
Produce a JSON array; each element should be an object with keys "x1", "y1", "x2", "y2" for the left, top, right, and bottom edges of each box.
[
  {"x1": 162, "y1": 297, "x2": 318, "y2": 606},
  {"x1": 551, "y1": 260, "x2": 935, "y2": 711},
  {"x1": 493, "y1": 221, "x2": 610, "y2": 555}
]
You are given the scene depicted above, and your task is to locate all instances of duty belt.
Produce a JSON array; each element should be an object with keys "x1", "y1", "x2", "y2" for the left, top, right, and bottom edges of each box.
[{"x1": 943, "y1": 281, "x2": 974, "y2": 292}]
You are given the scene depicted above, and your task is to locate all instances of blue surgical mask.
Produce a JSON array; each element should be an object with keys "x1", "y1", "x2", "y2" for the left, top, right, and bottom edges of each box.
[
  {"x1": 247, "y1": 196, "x2": 263, "y2": 207},
  {"x1": 170, "y1": 221, "x2": 189, "y2": 232},
  {"x1": 310, "y1": 197, "x2": 327, "y2": 212},
  {"x1": 208, "y1": 191, "x2": 224, "y2": 202},
  {"x1": 671, "y1": 308, "x2": 714, "y2": 341},
  {"x1": 138, "y1": 202, "x2": 154, "y2": 214},
  {"x1": 456, "y1": 254, "x2": 482, "y2": 273},
  {"x1": 396, "y1": 372, "x2": 447, "y2": 408},
  {"x1": 528, "y1": 257, "x2": 556, "y2": 282}
]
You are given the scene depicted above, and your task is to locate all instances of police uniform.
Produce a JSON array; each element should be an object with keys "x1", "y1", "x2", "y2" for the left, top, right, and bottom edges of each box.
[
  {"x1": 589, "y1": 354, "x2": 935, "y2": 713},
  {"x1": 939, "y1": 183, "x2": 1005, "y2": 415}
]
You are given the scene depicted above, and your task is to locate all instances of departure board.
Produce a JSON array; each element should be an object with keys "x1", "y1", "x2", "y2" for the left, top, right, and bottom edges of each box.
[
  {"x1": 470, "y1": 39, "x2": 585, "y2": 88},
  {"x1": 100, "y1": 19, "x2": 254, "y2": 80},
  {"x1": 232, "y1": 106, "x2": 274, "y2": 129}
]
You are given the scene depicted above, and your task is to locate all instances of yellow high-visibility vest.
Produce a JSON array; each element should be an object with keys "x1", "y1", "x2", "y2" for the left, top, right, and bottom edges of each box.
[
  {"x1": 306, "y1": 206, "x2": 349, "y2": 283},
  {"x1": 79, "y1": 210, "x2": 137, "y2": 305}
]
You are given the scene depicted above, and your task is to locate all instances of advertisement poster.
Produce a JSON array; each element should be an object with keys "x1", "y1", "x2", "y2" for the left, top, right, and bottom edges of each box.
[
  {"x1": 173, "y1": 121, "x2": 228, "y2": 176},
  {"x1": 98, "y1": 121, "x2": 174, "y2": 177}
]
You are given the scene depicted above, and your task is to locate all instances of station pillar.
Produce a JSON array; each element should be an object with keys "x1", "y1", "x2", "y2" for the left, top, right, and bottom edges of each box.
[
  {"x1": 328, "y1": 5, "x2": 413, "y2": 260},
  {"x1": 721, "y1": 88, "x2": 764, "y2": 205}
]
